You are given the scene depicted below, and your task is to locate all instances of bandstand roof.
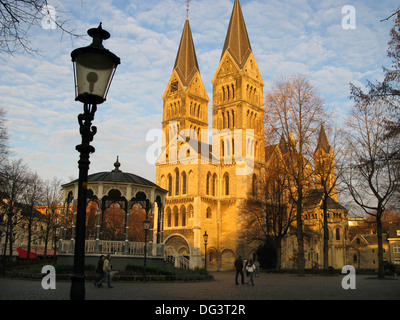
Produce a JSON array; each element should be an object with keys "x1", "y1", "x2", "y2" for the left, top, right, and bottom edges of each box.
[{"x1": 62, "y1": 157, "x2": 167, "y2": 194}]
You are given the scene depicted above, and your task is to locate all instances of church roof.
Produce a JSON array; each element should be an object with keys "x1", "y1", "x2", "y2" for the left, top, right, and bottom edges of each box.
[
  {"x1": 174, "y1": 18, "x2": 199, "y2": 87},
  {"x1": 305, "y1": 189, "x2": 347, "y2": 211},
  {"x1": 221, "y1": 0, "x2": 252, "y2": 69}
]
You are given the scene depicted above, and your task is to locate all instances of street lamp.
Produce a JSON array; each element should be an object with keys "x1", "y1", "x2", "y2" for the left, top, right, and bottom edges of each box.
[
  {"x1": 69, "y1": 23, "x2": 120, "y2": 301},
  {"x1": 203, "y1": 231, "x2": 208, "y2": 270}
]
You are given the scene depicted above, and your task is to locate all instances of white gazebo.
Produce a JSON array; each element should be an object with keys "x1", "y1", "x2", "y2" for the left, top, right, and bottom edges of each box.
[{"x1": 58, "y1": 158, "x2": 169, "y2": 270}]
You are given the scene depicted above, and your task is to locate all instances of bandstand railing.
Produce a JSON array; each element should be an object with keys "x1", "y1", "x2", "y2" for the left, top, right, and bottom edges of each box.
[
  {"x1": 59, "y1": 240, "x2": 189, "y2": 269},
  {"x1": 59, "y1": 240, "x2": 164, "y2": 257}
]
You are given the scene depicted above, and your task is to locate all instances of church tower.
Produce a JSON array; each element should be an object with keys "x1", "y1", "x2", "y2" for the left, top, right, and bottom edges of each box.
[
  {"x1": 161, "y1": 14, "x2": 209, "y2": 153},
  {"x1": 211, "y1": 0, "x2": 265, "y2": 195},
  {"x1": 314, "y1": 125, "x2": 338, "y2": 201},
  {"x1": 156, "y1": 0, "x2": 266, "y2": 270}
]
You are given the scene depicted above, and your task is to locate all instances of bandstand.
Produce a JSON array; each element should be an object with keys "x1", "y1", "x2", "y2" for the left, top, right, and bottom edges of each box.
[{"x1": 57, "y1": 158, "x2": 177, "y2": 270}]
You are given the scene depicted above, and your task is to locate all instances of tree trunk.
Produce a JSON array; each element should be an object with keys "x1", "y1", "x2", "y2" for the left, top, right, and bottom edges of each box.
[
  {"x1": 275, "y1": 238, "x2": 282, "y2": 270},
  {"x1": 296, "y1": 199, "x2": 305, "y2": 275},
  {"x1": 376, "y1": 206, "x2": 385, "y2": 279},
  {"x1": 322, "y1": 194, "x2": 329, "y2": 271}
]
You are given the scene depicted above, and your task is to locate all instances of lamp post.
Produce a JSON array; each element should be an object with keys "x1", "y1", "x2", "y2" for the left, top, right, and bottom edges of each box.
[
  {"x1": 203, "y1": 231, "x2": 208, "y2": 270},
  {"x1": 143, "y1": 201, "x2": 151, "y2": 282},
  {"x1": 0, "y1": 221, "x2": 5, "y2": 272},
  {"x1": 69, "y1": 23, "x2": 120, "y2": 300}
]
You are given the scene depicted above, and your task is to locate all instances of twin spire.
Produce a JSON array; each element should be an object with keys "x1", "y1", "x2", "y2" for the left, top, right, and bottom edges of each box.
[
  {"x1": 173, "y1": 0, "x2": 251, "y2": 87},
  {"x1": 173, "y1": 17, "x2": 199, "y2": 87},
  {"x1": 221, "y1": 0, "x2": 252, "y2": 69}
]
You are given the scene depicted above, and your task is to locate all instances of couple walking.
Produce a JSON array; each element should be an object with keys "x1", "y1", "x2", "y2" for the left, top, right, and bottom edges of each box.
[
  {"x1": 234, "y1": 256, "x2": 258, "y2": 286},
  {"x1": 94, "y1": 254, "x2": 113, "y2": 288}
]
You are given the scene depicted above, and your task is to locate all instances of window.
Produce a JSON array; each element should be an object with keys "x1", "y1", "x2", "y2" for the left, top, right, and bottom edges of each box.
[
  {"x1": 181, "y1": 206, "x2": 186, "y2": 226},
  {"x1": 206, "y1": 207, "x2": 212, "y2": 219},
  {"x1": 166, "y1": 208, "x2": 172, "y2": 227},
  {"x1": 394, "y1": 245, "x2": 400, "y2": 254},
  {"x1": 335, "y1": 228, "x2": 340, "y2": 241},
  {"x1": 206, "y1": 173, "x2": 211, "y2": 195},
  {"x1": 212, "y1": 174, "x2": 217, "y2": 196},
  {"x1": 168, "y1": 175, "x2": 172, "y2": 197},
  {"x1": 223, "y1": 173, "x2": 229, "y2": 196},
  {"x1": 182, "y1": 172, "x2": 187, "y2": 195},
  {"x1": 175, "y1": 169, "x2": 179, "y2": 196},
  {"x1": 173, "y1": 207, "x2": 179, "y2": 227}
]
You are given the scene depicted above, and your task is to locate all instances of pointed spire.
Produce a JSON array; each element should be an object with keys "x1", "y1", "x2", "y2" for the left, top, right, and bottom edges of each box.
[
  {"x1": 173, "y1": 15, "x2": 199, "y2": 87},
  {"x1": 316, "y1": 125, "x2": 331, "y2": 153},
  {"x1": 221, "y1": 0, "x2": 252, "y2": 69}
]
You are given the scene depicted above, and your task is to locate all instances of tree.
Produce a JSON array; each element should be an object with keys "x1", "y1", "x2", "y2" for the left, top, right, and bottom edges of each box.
[
  {"x1": 21, "y1": 170, "x2": 44, "y2": 259},
  {"x1": 42, "y1": 177, "x2": 63, "y2": 258},
  {"x1": 344, "y1": 99, "x2": 399, "y2": 278},
  {"x1": 265, "y1": 74, "x2": 327, "y2": 274},
  {"x1": 346, "y1": 7, "x2": 400, "y2": 279},
  {"x1": 103, "y1": 203, "x2": 125, "y2": 241},
  {"x1": 0, "y1": 106, "x2": 9, "y2": 166},
  {"x1": 350, "y1": 11, "x2": 400, "y2": 137},
  {"x1": 0, "y1": 159, "x2": 29, "y2": 260},
  {"x1": 0, "y1": 0, "x2": 81, "y2": 55},
  {"x1": 239, "y1": 152, "x2": 296, "y2": 270}
]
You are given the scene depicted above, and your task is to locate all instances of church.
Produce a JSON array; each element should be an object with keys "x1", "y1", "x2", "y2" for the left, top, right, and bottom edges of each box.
[{"x1": 156, "y1": 0, "x2": 348, "y2": 270}]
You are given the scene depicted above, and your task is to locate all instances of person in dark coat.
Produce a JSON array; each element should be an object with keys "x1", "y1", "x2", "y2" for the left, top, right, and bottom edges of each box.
[
  {"x1": 94, "y1": 255, "x2": 105, "y2": 287},
  {"x1": 234, "y1": 255, "x2": 244, "y2": 285}
]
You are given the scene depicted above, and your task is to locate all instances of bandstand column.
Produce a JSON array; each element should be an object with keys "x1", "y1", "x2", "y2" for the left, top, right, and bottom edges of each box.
[
  {"x1": 70, "y1": 200, "x2": 77, "y2": 253},
  {"x1": 124, "y1": 209, "x2": 130, "y2": 255},
  {"x1": 95, "y1": 201, "x2": 101, "y2": 253}
]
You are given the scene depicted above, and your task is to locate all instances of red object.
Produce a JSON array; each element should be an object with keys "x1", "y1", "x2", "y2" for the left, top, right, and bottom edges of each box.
[
  {"x1": 17, "y1": 248, "x2": 36, "y2": 259},
  {"x1": 17, "y1": 248, "x2": 57, "y2": 259}
]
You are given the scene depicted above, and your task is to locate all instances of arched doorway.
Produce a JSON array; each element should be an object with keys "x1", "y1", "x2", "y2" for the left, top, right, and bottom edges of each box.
[
  {"x1": 165, "y1": 235, "x2": 191, "y2": 260},
  {"x1": 207, "y1": 247, "x2": 219, "y2": 271},
  {"x1": 220, "y1": 249, "x2": 235, "y2": 271}
]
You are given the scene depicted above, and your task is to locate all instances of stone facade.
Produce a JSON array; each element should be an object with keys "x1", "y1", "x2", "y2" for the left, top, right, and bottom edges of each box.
[{"x1": 156, "y1": 0, "x2": 349, "y2": 270}]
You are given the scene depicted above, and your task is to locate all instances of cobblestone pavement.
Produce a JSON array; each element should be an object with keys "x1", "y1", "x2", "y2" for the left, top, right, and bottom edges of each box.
[{"x1": 0, "y1": 272, "x2": 399, "y2": 301}]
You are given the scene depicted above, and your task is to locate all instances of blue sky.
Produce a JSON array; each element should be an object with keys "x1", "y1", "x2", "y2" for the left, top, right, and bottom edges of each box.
[{"x1": 0, "y1": 0, "x2": 398, "y2": 185}]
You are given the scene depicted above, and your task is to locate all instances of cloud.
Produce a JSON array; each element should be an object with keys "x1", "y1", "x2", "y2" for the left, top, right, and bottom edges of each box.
[{"x1": 0, "y1": 0, "x2": 397, "y2": 184}]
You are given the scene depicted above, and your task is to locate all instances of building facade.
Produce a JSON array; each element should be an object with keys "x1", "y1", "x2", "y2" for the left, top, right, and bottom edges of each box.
[
  {"x1": 156, "y1": 0, "x2": 264, "y2": 270},
  {"x1": 156, "y1": 0, "x2": 349, "y2": 270}
]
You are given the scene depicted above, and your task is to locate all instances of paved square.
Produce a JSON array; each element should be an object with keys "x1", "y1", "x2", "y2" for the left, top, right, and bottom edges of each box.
[{"x1": 0, "y1": 272, "x2": 399, "y2": 300}]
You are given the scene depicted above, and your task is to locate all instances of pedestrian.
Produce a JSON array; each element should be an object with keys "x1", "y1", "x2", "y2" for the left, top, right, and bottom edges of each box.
[
  {"x1": 96, "y1": 254, "x2": 113, "y2": 288},
  {"x1": 234, "y1": 255, "x2": 244, "y2": 285},
  {"x1": 246, "y1": 259, "x2": 255, "y2": 286},
  {"x1": 93, "y1": 255, "x2": 105, "y2": 287},
  {"x1": 254, "y1": 259, "x2": 260, "y2": 277}
]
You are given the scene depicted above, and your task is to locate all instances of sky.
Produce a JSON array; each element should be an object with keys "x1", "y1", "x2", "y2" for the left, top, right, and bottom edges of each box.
[{"x1": 0, "y1": 0, "x2": 398, "y2": 186}]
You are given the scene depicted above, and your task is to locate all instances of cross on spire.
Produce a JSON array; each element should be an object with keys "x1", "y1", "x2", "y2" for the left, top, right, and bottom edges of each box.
[{"x1": 186, "y1": 0, "x2": 191, "y2": 19}]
